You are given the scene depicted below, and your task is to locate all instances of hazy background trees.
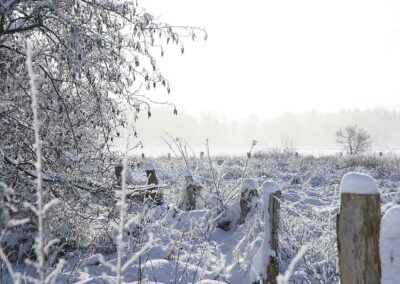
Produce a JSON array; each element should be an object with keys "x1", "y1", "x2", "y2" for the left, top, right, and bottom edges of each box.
[{"x1": 120, "y1": 108, "x2": 400, "y2": 149}]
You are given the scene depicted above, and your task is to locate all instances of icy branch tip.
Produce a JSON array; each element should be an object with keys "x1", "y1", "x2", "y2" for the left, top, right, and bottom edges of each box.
[{"x1": 340, "y1": 172, "x2": 378, "y2": 195}]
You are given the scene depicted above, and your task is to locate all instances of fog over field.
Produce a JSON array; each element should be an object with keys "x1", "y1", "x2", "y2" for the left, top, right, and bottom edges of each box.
[{"x1": 125, "y1": 107, "x2": 400, "y2": 149}]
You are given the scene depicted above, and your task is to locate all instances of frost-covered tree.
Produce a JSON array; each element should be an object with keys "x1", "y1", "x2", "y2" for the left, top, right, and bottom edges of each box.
[
  {"x1": 0, "y1": 0, "x2": 205, "y2": 191},
  {"x1": 335, "y1": 125, "x2": 371, "y2": 155},
  {"x1": 0, "y1": 0, "x2": 205, "y2": 260}
]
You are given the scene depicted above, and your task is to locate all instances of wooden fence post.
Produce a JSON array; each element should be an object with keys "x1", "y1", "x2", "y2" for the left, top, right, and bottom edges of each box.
[
  {"x1": 337, "y1": 172, "x2": 381, "y2": 284},
  {"x1": 267, "y1": 185, "x2": 281, "y2": 283},
  {"x1": 251, "y1": 181, "x2": 281, "y2": 284},
  {"x1": 178, "y1": 171, "x2": 203, "y2": 211},
  {"x1": 183, "y1": 174, "x2": 196, "y2": 211},
  {"x1": 239, "y1": 178, "x2": 258, "y2": 224},
  {"x1": 115, "y1": 165, "x2": 123, "y2": 185},
  {"x1": 144, "y1": 163, "x2": 162, "y2": 204}
]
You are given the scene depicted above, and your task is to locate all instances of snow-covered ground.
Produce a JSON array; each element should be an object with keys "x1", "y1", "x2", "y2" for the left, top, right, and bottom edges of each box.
[{"x1": 3, "y1": 152, "x2": 400, "y2": 283}]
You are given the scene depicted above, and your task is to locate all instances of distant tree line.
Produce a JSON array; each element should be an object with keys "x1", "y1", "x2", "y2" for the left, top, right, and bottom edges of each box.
[{"x1": 127, "y1": 108, "x2": 400, "y2": 148}]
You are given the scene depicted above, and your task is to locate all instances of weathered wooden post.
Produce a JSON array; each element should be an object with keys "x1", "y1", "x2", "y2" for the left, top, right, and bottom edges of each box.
[
  {"x1": 200, "y1": 151, "x2": 204, "y2": 159},
  {"x1": 144, "y1": 163, "x2": 162, "y2": 204},
  {"x1": 115, "y1": 165, "x2": 123, "y2": 185},
  {"x1": 184, "y1": 175, "x2": 196, "y2": 210},
  {"x1": 178, "y1": 171, "x2": 203, "y2": 211},
  {"x1": 239, "y1": 178, "x2": 258, "y2": 224},
  {"x1": 251, "y1": 181, "x2": 281, "y2": 284},
  {"x1": 247, "y1": 152, "x2": 252, "y2": 158},
  {"x1": 380, "y1": 205, "x2": 400, "y2": 282},
  {"x1": 141, "y1": 153, "x2": 145, "y2": 159},
  {"x1": 337, "y1": 172, "x2": 381, "y2": 284}
]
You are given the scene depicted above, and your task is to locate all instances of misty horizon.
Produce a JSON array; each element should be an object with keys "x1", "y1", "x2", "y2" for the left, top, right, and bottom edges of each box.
[{"x1": 114, "y1": 107, "x2": 400, "y2": 151}]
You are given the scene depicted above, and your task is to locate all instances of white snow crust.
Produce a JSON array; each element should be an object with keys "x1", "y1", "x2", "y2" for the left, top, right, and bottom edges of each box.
[
  {"x1": 380, "y1": 206, "x2": 400, "y2": 284},
  {"x1": 340, "y1": 172, "x2": 378, "y2": 194},
  {"x1": 262, "y1": 180, "x2": 280, "y2": 194},
  {"x1": 241, "y1": 178, "x2": 257, "y2": 193}
]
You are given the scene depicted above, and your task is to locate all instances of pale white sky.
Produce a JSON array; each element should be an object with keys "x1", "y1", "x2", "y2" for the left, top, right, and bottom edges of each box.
[{"x1": 144, "y1": 0, "x2": 400, "y2": 120}]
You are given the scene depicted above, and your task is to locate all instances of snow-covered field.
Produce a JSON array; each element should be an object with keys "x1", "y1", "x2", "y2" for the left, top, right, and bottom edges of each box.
[{"x1": 3, "y1": 151, "x2": 400, "y2": 283}]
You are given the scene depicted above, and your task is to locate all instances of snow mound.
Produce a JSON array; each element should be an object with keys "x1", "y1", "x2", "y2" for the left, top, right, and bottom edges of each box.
[
  {"x1": 308, "y1": 176, "x2": 327, "y2": 188},
  {"x1": 163, "y1": 209, "x2": 210, "y2": 231},
  {"x1": 340, "y1": 172, "x2": 378, "y2": 194},
  {"x1": 132, "y1": 258, "x2": 204, "y2": 283},
  {"x1": 241, "y1": 178, "x2": 257, "y2": 192},
  {"x1": 380, "y1": 206, "x2": 400, "y2": 284},
  {"x1": 81, "y1": 254, "x2": 102, "y2": 267}
]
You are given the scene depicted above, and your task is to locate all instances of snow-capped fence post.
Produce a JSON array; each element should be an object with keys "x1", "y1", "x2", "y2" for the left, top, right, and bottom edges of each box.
[
  {"x1": 380, "y1": 206, "x2": 400, "y2": 282},
  {"x1": 251, "y1": 181, "x2": 281, "y2": 284},
  {"x1": 239, "y1": 178, "x2": 258, "y2": 224},
  {"x1": 337, "y1": 172, "x2": 381, "y2": 284},
  {"x1": 144, "y1": 163, "x2": 162, "y2": 204},
  {"x1": 183, "y1": 173, "x2": 196, "y2": 210},
  {"x1": 179, "y1": 171, "x2": 203, "y2": 211}
]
